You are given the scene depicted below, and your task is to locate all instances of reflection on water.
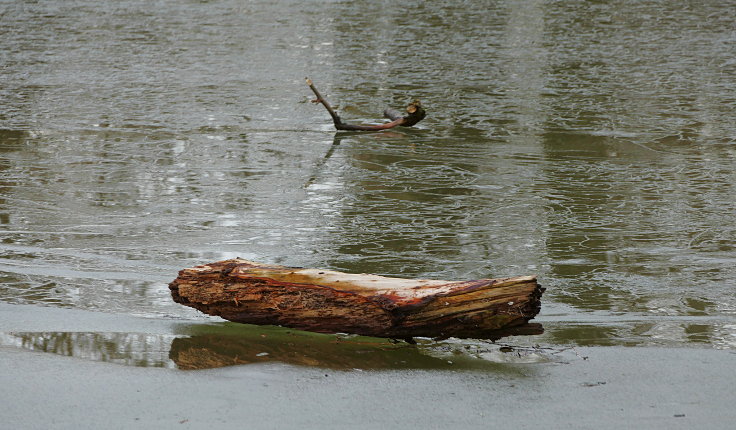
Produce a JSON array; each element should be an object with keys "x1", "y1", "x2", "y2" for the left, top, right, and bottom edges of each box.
[
  {"x1": 0, "y1": 323, "x2": 550, "y2": 371},
  {"x1": 169, "y1": 323, "x2": 548, "y2": 371},
  {"x1": 0, "y1": 331, "x2": 178, "y2": 368},
  {"x1": 1, "y1": 0, "x2": 735, "y2": 354},
  {"x1": 539, "y1": 320, "x2": 736, "y2": 349},
  {"x1": 4, "y1": 317, "x2": 731, "y2": 370}
]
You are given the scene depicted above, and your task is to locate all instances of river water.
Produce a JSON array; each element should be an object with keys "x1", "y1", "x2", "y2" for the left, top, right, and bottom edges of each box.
[{"x1": 1, "y1": 0, "x2": 735, "y2": 368}]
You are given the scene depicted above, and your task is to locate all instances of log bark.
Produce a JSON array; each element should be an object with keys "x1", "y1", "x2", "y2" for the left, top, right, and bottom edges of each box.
[
  {"x1": 169, "y1": 259, "x2": 544, "y2": 340},
  {"x1": 306, "y1": 77, "x2": 426, "y2": 131}
]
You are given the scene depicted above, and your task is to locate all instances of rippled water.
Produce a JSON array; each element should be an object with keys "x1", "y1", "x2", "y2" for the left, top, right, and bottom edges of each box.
[{"x1": 1, "y1": 0, "x2": 735, "y2": 366}]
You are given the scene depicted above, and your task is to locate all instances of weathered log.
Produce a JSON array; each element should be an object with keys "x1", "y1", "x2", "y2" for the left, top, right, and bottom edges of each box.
[
  {"x1": 306, "y1": 77, "x2": 426, "y2": 131},
  {"x1": 169, "y1": 259, "x2": 544, "y2": 340}
]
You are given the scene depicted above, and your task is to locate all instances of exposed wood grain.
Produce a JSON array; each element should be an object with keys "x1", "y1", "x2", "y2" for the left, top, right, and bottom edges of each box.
[{"x1": 169, "y1": 259, "x2": 544, "y2": 339}]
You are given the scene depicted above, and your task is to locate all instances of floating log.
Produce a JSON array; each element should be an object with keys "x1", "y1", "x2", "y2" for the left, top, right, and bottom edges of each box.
[
  {"x1": 306, "y1": 77, "x2": 426, "y2": 131},
  {"x1": 169, "y1": 259, "x2": 544, "y2": 340}
]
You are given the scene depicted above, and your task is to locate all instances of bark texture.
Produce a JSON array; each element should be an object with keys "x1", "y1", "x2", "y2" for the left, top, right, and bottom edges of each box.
[{"x1": 169, "y1": 259, "x2": 544, "y2": 339}]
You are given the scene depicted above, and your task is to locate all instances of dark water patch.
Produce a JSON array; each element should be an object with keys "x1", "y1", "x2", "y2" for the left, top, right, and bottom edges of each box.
[
  {"x1": 531, "y1": 319, "x2": 736, "y2": 350},
  {"x1": 0, "y1": 130, "x2": 29, "y2": 151}
]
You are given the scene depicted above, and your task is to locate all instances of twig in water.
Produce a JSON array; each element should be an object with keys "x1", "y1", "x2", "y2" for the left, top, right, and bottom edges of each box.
[{"x1": 306, "y1": 77, "x2": 426, "y2": 131}]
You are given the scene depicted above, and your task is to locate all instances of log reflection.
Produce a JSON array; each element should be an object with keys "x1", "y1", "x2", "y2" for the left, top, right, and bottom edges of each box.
[
  {"x1": 0, "y1": 323, "x2": 544, "y2": 371},
  {"x1": 169, "y1": 323, "x2": 544, "y2": 371}
]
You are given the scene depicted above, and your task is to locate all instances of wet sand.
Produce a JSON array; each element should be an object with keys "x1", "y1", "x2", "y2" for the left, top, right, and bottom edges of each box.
[{"x1": 1, "y1": 303, "x2": 734, "y2": 429}]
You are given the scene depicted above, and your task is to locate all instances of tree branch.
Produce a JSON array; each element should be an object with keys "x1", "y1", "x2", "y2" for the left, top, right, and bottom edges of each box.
[{"x1": 306, "y1": 77, "x2": 426, "y2": 131}]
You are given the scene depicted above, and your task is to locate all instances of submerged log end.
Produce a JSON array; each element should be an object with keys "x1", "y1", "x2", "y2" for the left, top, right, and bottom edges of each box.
[{"x1": 383, "y1": 100, "x2": 426, "y2": 127}]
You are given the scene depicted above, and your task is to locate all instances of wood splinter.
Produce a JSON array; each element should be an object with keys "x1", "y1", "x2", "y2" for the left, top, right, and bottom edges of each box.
[{"x1": 306, "y1": 77, "x2": 426, "y2": 131}]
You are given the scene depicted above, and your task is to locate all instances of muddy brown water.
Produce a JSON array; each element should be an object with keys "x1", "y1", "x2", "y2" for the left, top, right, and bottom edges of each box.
[{"x1": 1, "y1": 0, "x2": 735, "y2": 368}]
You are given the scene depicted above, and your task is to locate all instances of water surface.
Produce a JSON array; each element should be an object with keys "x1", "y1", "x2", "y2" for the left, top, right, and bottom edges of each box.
[{"x1": 1, "y1": 0, "x2": 735, "y2": 367}]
